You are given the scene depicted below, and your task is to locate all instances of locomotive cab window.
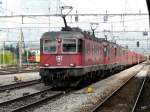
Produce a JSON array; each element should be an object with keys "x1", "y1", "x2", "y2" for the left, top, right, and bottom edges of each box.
[
  {"x1": 63, "y1": 39, "x2": 76, "y2": 52},
  {"x1": 43, "y1": 39, "x2": 56, "y2": 53}
]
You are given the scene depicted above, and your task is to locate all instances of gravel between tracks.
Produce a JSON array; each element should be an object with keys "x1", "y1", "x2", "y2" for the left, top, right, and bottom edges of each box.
[
  {"x1": 0, "y1": 72, "x2": 40, "y2": 85},
  {"x1": 0, "y1": 90, "x2": 58, "y2": 112},
  {"x1": 0, "y1": 83, "x2": 48, "y2": 103},
  {"x1": 95, "y1": 65, "x2": 149, "y2": 112},
  {"x1": 135, "y1": 66, "x2": 150, "y2": 112},
  {"x1": 32, "y1": 64, "x2": 144, "y2": 112}
]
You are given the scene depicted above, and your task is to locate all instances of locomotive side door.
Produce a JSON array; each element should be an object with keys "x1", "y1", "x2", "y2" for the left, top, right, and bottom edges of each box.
[
  {"x1": 78, "y1": 38, "x2": 84, "y2": 66},
  {"x1": 103, "y1": 43, "x2": 108, "y2": 64}
]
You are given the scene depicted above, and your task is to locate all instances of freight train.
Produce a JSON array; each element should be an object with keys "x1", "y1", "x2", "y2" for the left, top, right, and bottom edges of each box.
[{"x1": 39, "y1": 16, "x2": 146, "y2": 87}]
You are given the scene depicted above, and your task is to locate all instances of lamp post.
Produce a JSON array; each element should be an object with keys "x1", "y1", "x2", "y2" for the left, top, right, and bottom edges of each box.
[
  {"x1": 2, "y1": 41, "x2": 5, "y2": 67},
  {"x1": 19, "y1": 28, "x2": 24, "y2": 72},
  {"x1": 0, "y1": 30, "x2": 5, "y2": 68},
  {"x1": 0, "y1": 29, "x2": 1, "y2": 68},
  {"x1": 48, "y1": 7, "x2": 51, "y2": 31}
]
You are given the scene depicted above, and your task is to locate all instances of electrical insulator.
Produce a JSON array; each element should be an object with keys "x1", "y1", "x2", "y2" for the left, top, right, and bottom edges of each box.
[{"x1": 75, "y1": 16, "x2": 78, "y2": 22}]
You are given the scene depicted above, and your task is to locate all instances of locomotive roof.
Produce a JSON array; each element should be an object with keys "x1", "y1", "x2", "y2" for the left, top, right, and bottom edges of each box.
[
  {"x1": 42, "y1": 31, "x2": 111, "y2": 43},
  {"x1": 41, "y1": 31, "x2": 84, "y2": 39},
  {"x1": 41, "y1": 31, "x2": 127, "y2": 49}
]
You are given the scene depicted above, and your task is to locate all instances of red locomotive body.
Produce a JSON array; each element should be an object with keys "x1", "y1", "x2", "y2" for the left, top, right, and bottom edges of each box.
[{"x1": 39, "y1": 30, "x2": 146, "y2": 87}]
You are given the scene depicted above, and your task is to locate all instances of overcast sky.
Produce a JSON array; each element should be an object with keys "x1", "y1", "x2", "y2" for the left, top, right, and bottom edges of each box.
[
  {"x1": 1, "y1": 0, "x2": 148, "y2": 14},
  {"x1": 0, "y1": 0, "x2": 148, "y2": 29},
  {"x1": 0, "y1": 0, "x2": 149, "y2": 54},
  {"x1": 0, "y1": 0, "x2": 148, "y2": 32}
]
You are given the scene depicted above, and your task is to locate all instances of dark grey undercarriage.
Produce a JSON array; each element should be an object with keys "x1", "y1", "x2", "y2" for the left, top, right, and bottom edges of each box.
[{"x1": 40, "y1": 63, "x2": 137, "y2": 87}]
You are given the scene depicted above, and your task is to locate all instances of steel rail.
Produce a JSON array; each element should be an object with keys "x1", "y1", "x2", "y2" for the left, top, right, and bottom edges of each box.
[
  {"x1": 11, "y1": 91, "x2": 63, "y2": 112},
  {"x1": 0, "y1": 87, "x2": 52, "y2": 106},
  {"x1": 89, "y1": 66, "x2": 143, "y2": 112},
  {"x1": 0, "y1": 70, "x2": 39, "y2": 75},
  {"x1": 0, "y1": 79, "x2": 41, "y2": 91},
  {"x1": 0, "y1": 87, "x2": 65, "y2": 112},
  {"x1": 131, "y1": 70, "x2": 148, "y2": 112}
]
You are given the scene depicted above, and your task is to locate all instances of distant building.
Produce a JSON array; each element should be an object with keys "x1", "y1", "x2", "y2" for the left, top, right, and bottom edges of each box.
[{"x1": 28, "y1": 49, "x2": 40, "y2": 63}]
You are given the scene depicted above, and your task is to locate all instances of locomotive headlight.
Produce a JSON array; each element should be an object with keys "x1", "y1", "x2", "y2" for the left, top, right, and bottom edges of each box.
[
  {"x1": 57, "y1": 38, "x2": 62, "y2": 43},
  {"x1": 56, "y1": 56, "x2": 62, "y2": 63},
  {"x1": 57, "y1": 57, "x2": 61, "y2": 62},
  {"x1": 44, "y1": 64, "x2": 49, "y2": 67},
  {"x1": 70, "y1": 63, "x2": 76, "y2": 67},
  {"x1": 58, "y1": 39, "x2": 61, "y2": 43}
]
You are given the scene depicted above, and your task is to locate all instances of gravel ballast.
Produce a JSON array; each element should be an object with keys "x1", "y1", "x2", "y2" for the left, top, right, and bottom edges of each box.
[
  {"x1": 0, "y1": 83, "x2": 47, "y2": 103},
  {"x1": 0, "y1": 72, "x2": 40, "y2": 85},
  {"x1": 95, "y1": 65, "x2": 149, "y2": 112},
  {"x1": 32, "y1": 64, "x2": 144, "y2": 112},
  {"x1": 135, "y1": 66, "x2": 150, "y2": 112}
]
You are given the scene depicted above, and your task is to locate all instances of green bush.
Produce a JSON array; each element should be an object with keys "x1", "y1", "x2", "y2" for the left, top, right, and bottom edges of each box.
[{"x1": 0, "y1": 51, "x2": 17, "y2": 65}]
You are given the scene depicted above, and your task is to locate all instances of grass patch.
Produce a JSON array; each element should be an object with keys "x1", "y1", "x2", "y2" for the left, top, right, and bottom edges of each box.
[{"x1": 0, "y1": 51, "x2": 17, "y2": 65}]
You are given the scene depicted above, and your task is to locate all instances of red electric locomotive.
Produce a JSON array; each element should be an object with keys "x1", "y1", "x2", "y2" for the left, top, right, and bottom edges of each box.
[{"x1": 39, "y1": 16, "x2": 146, "y2": 87}]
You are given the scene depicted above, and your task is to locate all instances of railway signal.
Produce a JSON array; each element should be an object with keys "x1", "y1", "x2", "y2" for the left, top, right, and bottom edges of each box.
[
  {"x1": 137, "y1": 41, "x2": 140, "y2": 47},
  {"x1": 143, "y1": 31, "x2": 148, "y2": 36}
]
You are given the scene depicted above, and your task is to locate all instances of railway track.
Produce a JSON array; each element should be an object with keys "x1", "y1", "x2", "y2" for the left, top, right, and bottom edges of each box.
[
  {"x1": 132, "y1": 67, "x2": 150, "y2": 112},
  {"x1": 0, "y1": 65, "x2": 147, "y2": 112},
  {"x1": 0, "y1": 79, "x2": 41, "y2": 92},
  {"x1": 0, "y1": 87, "x2": 64, "y2": 112},
  {"x1": 0, "y1": 68, "x2": 38, "y2": 75},
  {"x1": 87, "y1": 65, "x2": 149, "y2": 112},
  {"x1": 0, "y1": 70, "x2": 39, "y2": 75},
  {"x1": 131, "y1": 70, "x2": 147, "y2": 112},
  {"x1": 0, "y1": 64, "x2": 39, "y2": 75}
]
